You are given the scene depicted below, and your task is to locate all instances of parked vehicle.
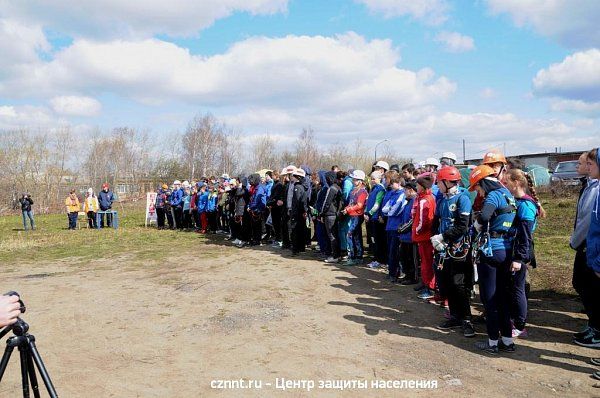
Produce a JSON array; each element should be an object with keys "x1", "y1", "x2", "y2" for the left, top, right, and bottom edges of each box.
[{"x1": 550, "y1": 160, "x2": 581, "y2": 187}]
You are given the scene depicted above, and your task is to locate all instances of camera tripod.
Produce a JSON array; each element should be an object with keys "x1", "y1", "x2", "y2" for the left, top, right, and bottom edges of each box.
[{"x1": 0, "y1": 292, "x2": 57, "y2": 398}]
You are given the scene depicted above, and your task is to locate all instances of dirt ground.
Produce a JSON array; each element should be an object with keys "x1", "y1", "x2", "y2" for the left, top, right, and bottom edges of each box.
[{"x1": 1, "y1": 238, "x2": 599, "y2": 397}]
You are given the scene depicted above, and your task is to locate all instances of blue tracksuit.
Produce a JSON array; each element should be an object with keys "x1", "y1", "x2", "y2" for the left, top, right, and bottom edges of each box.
[
  {"x1": 207, "y1": 194, "x2": 217, "y2": 212},
  {"x1": 249, "y1": 184, "x2": 267, "y2": 212},
  {"x1": 587, "y1": 148, "x2": 600, "y2": 273},
  {"x1": 197, "y1": 192, "x2": 209, "y2": 213},
  {"x1": 170, "y1": 188, "x2": 183, "y2": 207}
]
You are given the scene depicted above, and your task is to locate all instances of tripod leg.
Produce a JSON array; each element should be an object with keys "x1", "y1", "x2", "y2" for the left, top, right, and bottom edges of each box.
[
  {"x1": 0, "y1": 342, "x2": 16, "y2": 382},
  {"x1": 25, "y1": 347, "x2": 41, "y2": 398},
  {"x1": 26, "y1": 337, "x2": 58, "y2": 398},
  {"x1": 19, "y1": 346, "x2": 30, "y2": 398}
]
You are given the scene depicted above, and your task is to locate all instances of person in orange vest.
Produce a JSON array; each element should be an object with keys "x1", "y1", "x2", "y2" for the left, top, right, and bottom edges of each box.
[{"x1": 65, "y1": 189, "x2": 80, "y2": 230}]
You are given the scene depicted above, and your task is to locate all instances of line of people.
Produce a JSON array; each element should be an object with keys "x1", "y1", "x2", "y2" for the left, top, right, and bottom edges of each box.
[{"x1": 154, "y1": 147, "x2": 600, "y2": 369}]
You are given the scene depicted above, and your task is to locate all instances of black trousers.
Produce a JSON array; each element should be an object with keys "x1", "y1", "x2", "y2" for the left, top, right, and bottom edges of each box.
[
  {"x1": 271, "y1": 207, "x2": 282, "y2": 242},
  {"x1": 399, "y1": 242, "x2": 418, "y2": 280},
  {"x1": 192, "y1": 209, "x2": 200, "y2": 229},
  {"x1": 166, "y1": 207, "x2": 174, "y2": 229},
  {"x1": 436, "y1": 256, "x2": 472, "y2": 321},
  {"x1": 156, "y1": 207, "x2": 166, "y2": 228},
  {"x1": 87, "y1": 211, "x2": 96, "y2": 228},
  {"x1": 208, "y1": 211, "x2": 218, "y2": 232},
  {"x1": 173, "y1": 207, "x2": 183, "y2": 229},
  {"x1": 323, "y1": 215, "x2": 340, "y2": 259},
  {"x1": 291, "y1": 217, "x2": 307, "y2": 254},
  {"x1": 230, "y1": 217, "x2": 242, "y2": 240},
  {"x1": 282, "y1": 211, "x2": 291, "y2": 248},
  {"x1": 99, "y1": 209, "x2": 112, "y2": 227}
]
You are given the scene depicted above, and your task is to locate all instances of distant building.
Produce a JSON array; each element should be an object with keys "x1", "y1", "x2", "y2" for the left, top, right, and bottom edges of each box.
[{"x1": 465, "y1": 150, "x2": 584, "y2": 171}]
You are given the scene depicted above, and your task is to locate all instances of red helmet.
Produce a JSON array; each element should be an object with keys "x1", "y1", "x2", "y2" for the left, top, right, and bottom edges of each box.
[
  {"x1": 102, "y1": 182, "x2": 110, "y2": 189},
  {"x1": 469, "y1": 165, "x2": 495, "y2": 191},
  {"x1": 436, "y1": 166, "x2": 461, "y2": 182}
]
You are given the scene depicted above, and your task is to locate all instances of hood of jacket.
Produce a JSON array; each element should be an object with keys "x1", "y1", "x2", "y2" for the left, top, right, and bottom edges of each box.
[{"x1": 318, "y1": 170, "x2": 328, "y2": 188}]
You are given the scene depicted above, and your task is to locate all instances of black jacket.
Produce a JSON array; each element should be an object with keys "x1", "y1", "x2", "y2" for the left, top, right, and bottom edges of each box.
[
  {"x1": 291, "y1": 180, "x2": 308, "y2": 219},
  {"x1": 319, "y1": 183, "x2": 342, "y2": 217},
  {"x1": 19, "y1": 196, "x2": 33, "y2": 212},
  {"x1": 267, "y1": 181, "x2": 285, "y2": 208}
]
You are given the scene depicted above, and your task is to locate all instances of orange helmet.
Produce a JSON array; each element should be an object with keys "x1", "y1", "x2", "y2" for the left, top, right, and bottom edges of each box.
[
  {"x1": 437, "y1": 166, "x2": 461, "y2": 182},
  {"x1": 482, "y1": 150, "x2": 507, "y2": 165},
  {"x1": 469, "y1": 165, "x2": 495, "y2": 191}
]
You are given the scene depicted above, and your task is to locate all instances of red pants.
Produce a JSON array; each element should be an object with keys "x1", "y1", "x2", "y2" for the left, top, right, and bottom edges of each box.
[
  {"x1": 418, "y1": 240, "x2": 436, "y2": 290},
  {"x1": 200, "y1": 212, "x2": 208, "y2": 231}
]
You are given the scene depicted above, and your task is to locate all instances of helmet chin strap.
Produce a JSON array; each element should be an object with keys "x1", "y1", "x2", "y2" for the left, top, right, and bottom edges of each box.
[{"x1": 443, "y1": 181, "x2": 458, "y2": 196}]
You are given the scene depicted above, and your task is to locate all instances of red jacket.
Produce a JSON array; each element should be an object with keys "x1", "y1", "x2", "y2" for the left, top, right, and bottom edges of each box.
[
  {"x1": 411, "y1": 190, "x2": 436, "y2": 243},
  {"x1": 345, "y1": 187, "x2": 368, "y2": 216}
]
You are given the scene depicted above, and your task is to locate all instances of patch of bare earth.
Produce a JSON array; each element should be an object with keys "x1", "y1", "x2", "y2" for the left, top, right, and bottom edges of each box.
[{"x1": 1, "y1": 243, "x2": 598, "y2": 397}]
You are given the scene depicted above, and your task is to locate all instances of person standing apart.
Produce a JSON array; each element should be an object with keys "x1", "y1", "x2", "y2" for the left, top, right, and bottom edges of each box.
[
  {"x1": 19, "y1": 193, "x2": 35, "y2": 231},
  {"x1": 65, "y1": 190, "x2": 80, "y2": 230},
  {"x1": 83, "y1": 188, "x2": 99, "y2": 228},
  {"x1": 98, "y1": 182, "x2": 115, "y2": 227}
]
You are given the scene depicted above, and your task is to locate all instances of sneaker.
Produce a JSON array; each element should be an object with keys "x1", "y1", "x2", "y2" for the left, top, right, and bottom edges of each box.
[
  {"x1": 417, "y1": 288, "x2": 435, "y2": 300},
  {"x1": 574, "y1": 329, "x2": 600, "y2": 348},
  {"x1": 593, "y1": 371, "x2": 600, "y2": 381},
  {"x1": 591, "y1": 358, "x2": 600, "y2": 366},
  {"x1": 400, "y1": 279, "x2": 418, "y2": 286},
  {"x1": 475, "y1": 340, "x2": 499, "y2": 355},
  {"x1": 413, "y1": 282, "x2": 425, "y2": 292},
  {"x1": 344, "y1": 259, "x2": 359, "y2": 266},
  {"x1": 367, "y1": 261, "x2": 380, "y2": 269},
  {"x1": 438, "y1": 318, "x2": 462, "y2": 330},
  {"x1": 340, "y1": 256, "x2": 349, "y2": 262},
  {"x1": 512, "y1": 328, "x2": 528, "y2": 339},
  {"x1": 498, "y1": 341, "x2": 516, "y2": 353},
  {"x1": 462, "y1": 321, "x2": 475, "y2": 338},
  {"x1": 232, "y1": 239, "x2": 241, "y2": 245},
  {"x1": 573, "y1": 326, "x2": 592, "y2": 340},
  {"x1": 324, "y1": 257, "x2": 339, "y2": 263},
  {"x1": 235, "y1": 241, "x2": 246, "y2": 248}
]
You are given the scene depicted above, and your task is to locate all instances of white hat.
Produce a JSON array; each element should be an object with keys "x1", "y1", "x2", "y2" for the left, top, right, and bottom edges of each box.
[
  {"x1": 284, "y1": 165, "x2": 296, "y2": 174},
  {"x1": 370, "y1": 170, "x2": 383, "y2": 179},
  {"x1": 350, "y1": 170, "x2": 366, "y2": 180},
  {"x1": 221, "y1": 173, "x2": 229, "y2": 179},
  {"x1": 424, "y1": 158, "x2": 441, "y2": 168},
  {"x1": 87, "y1": 188, "x2": 94, "y2": 194},
  {"x1": 182, "y1": 180, "x2": 190, "y2": 188},
  {"x1": 173, "y1": 180, "x2": 181, "y2": 185},
  {"x1": 440, "y1": 152, "x2": 457, "y2": 162},
  {"x1": 292, "y1": 168, "x2": 306, "y2": 178},
  {"x1": 375, "y1": 160, "x2": 390, "y2": 171}
]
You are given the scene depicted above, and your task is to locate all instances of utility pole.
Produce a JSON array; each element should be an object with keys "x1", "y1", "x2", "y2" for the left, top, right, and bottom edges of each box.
[
  {"x1": 462, "y1": 139, "x2": 466, "y2": 163},
  {"x1": 374, "y1": 139, "x2": 389, "y2": 162}
]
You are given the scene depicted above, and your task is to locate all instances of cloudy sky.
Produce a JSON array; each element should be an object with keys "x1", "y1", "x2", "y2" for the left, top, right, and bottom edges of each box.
[{"x1": 0, "y1": 0, "x2": 598, "y2": 160}]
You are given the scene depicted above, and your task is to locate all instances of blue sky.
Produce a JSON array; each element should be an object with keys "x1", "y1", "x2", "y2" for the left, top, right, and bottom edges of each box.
[{"x1": 0, "y1": 0, "x2": 598, "y2": 160}]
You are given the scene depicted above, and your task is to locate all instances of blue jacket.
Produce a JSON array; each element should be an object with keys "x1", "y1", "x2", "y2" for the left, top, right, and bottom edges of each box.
[
  {"x1": 182, "y1": 192, "x2": 191, "y2": 211},
  {"x1": 249, "y1": 184, "x2": 267, "y2": 212},
  {"x1": 398, "y1": 197, "x2": 415, "y2": 242},
  {"x1": 342, "y1": 176, "x2": 354, "y2": 204},
  {"x1": 207, "y1": 194, "x2": 217, "y2": 212},
  {"x1": 197, "y1": 191, "x2": 209, "y2": 212},
  {"x1": 571, "y1": 178, "x2": 599, "y2": 249},
  {"x1": 482, "y1": 187, "x2": 516, "y2": 251},
  {"x1": 365, "y1": 183, "x2": 386, "y2": 221},
  {"x1": 382, "y1": 189, "x2": 406, "y2": 232},
  {"x1": 98, "y1": 190, "x2": 115, "y2": 210},
  {"x1": 314, "y1": 171, "x2": 329, "y2": 215},
  {"x1": 436, "y1": 187, "x2": 472, "y2": 243},
  {"x1": 586, "y1": 147, "x2": 600, "y2": 273},
  {"x1": 265, "y1": 180, "x2": 274, "y2": 198},
  {"x1": 170, "y1": 188, "x2": 183, "y2": 207},
  {"x1": 511, "y1": 196, "x2": 538, "y2": 264}
]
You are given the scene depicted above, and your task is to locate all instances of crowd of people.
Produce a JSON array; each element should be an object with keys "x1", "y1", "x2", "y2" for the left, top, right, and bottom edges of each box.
[
  {"x1": 152, "y1": 146, "x2": 599, "y2": 372},
  {"x1": 64, "y1": 183, "x2": 116, "y2": 230}
]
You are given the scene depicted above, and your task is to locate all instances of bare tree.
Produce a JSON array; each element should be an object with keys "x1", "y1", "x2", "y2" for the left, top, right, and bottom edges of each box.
[
  {"x1": 250, "y1": 134, "x2": 277, "y2": 171},
  {"x1": 294, "y1": 127, "x2": 319, "y2": 169}
]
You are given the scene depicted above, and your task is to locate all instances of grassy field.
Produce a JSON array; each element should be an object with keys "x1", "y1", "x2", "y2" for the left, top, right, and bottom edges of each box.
[{"x1": 1, "y1": 193, "x2": 578, "y2": 294}]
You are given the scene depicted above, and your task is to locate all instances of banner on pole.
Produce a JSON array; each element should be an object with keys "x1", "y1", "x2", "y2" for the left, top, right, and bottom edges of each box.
[{"x1": 145, "y1": 192, "x2": 157, "y2": 227}]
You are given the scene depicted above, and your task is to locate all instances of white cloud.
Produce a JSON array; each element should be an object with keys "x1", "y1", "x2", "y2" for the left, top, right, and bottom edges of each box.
[
  {"x1": 0, "y1": 18, "x2": 50, "y2": 73},
  {"x1": 0, "y1": 0, "x2": 288, "y2": 38},
  {"x1": 356, "y1": 0, "x2": 449, "y2": 25},
  {"x1": 2, "y1": 33, "x2": 456, "y2": 112},
  {"x1": 479, "y1": 87, "x2": 496, "y2": 99},
  {"x1": 0, "y1": 105, "x2": 60, "y2": 130},
  {"x1": 533, "y1": 49, "x2": 600, "y2": 116},
  {"x1": 550, "y1": 99, "x2": 600, "y2": 117},
  {"x1": 50, "y1": 96, "x2": 102, "y2": 117},
  {"x1": 486, "y1": 0, "x2": 600, "y2": 47},
  {"x1": 434, "y1": 31, "x2": 475, "y2": 53}
]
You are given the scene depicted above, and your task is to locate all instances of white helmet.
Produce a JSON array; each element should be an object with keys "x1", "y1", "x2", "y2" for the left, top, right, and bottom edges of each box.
[
  {"x1": 350, "y1": 170, "x2": 366, "y2": 180},
  {"x1": 375, "y1": 160, "x2": 390, "y2": 171},
  {"x1": 221, "y1": 173, "x2": 229, "y2": 179},
  {"x1": 182, "y1": 180, "x2": 190, "y2": 188},
  {"x1": 292, "y1": 168, "x2": 306, "y2": 178},
  {"x1": 424, "y1": 158, "x2": 441, "y2": 168},
  {"x1": 440, "y1": 152, "x2": 457, "y2": 162},
  {"x1": 173, "y1": 180, "x2": 181, "y2": 186}
]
